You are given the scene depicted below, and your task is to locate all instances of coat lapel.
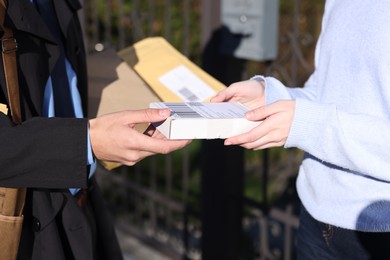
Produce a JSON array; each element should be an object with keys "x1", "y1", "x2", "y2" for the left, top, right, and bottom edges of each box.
[
  {"x1": 3, "y1": 0, "x2": 83, "y2": 117},
  {"x1": 6, "y1": 0, "x2": 83, "y2": 70},
  {"x1": 54, "y1": 0, "x2": 82, "y2": 41},
  {"x1": 7, "y1": 0, "x2": 57, "y2": 44},
  {"x1": 7, "y1": 0, "x2": 60, "y2": 72}
]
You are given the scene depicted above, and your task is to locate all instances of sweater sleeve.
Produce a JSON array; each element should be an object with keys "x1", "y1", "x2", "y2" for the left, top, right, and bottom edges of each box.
[
  {"x1": 251, "y1": 69, "x2": 320, "y2": 104},
  {"x1": 261, "y1": 73, "x2": 390, "y2": 183},
  {"x1": 286, "y1": 98, "x2": 390, "y2": 182}
]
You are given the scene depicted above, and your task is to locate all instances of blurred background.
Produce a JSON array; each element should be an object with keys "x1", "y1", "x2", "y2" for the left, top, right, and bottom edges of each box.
[{"x1": 80, "y1": 0, "x2": 324, "y2": 259}]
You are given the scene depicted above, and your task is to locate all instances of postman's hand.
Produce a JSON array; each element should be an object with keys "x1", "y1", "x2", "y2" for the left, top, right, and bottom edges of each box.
[
  {"x1": 89, "y1": 108, "x2": 191, "y2": 166},
  {"x1": 225, "y1": 100, "x2": 295, "y2": 150},
  {"x1": 210, "y1": 79, "x2": 265, "y2": 110}
]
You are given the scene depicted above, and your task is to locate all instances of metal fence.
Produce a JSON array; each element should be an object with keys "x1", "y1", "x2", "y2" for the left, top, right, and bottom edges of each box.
[{"x1": 82, "y1": 0, "x2": 324, "y2": 259}]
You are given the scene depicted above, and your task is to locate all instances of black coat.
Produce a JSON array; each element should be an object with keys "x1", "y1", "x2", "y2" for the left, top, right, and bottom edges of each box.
[{"x1": 0, "y1": 0, "x2": 122, "y2": 259}]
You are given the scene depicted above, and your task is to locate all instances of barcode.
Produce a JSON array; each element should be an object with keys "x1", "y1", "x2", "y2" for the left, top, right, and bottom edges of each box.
[
  {"x1": 165, "y1": 103, "x2": 203, "y2": 118},
  {"x1": 178, "y1": 87, "x2": 199, "y2": 102}
]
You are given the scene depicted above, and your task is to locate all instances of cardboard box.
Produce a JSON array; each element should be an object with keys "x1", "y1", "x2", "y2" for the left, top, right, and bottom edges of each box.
[{"x1": 150, "y1": 102, "x2": 261, "y2": 139}]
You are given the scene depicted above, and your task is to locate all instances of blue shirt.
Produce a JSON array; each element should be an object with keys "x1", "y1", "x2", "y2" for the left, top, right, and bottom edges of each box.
[
  {"x1": 33, "y1": 0, "x2": 95, "y2": 196},
  {"x1": 41, "y1": 40, "x2": 96, "y2": 195}
]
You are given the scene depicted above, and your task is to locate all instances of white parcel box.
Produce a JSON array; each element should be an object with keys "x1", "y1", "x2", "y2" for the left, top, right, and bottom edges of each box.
[{"x1": 150, "y1": 102, "x2": 261, "y2": 139}]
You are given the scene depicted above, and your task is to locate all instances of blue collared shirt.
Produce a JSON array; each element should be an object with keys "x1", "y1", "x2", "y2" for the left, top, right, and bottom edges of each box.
[
  {"x1": 34, "y1": 0, "x2": 96, "y2": 195},
  {"x1": 43, "y1": 58, "x2": 96, "y2": 195}
]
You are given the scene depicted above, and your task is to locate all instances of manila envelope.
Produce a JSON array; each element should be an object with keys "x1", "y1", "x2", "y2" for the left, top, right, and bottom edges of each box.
[
  {"x1": 88, "y1": 49, "x2": 161, "y2": 170},
  {"x1": 88, "y1": 37, "x2": 227, "y2": 169},
  {"x1": 118, "y1": 37, "x2": 226, "y2": 102}
]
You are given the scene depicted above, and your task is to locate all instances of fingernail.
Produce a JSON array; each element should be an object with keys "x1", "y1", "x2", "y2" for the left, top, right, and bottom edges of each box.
[
  {"x1": 225, "y1": 141, "x2": 231, "y2": 146},
  {"x1": 159, "y1": 109, "x2": 169, "y2": 117},
  {"x1": 245, "y1": 111, "x2": 253, "y2": 119}
]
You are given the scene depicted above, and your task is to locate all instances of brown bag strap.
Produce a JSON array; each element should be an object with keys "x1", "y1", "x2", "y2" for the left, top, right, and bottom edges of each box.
[
  {"x1": 0, "y1": 0, "x2": 22, "y2": 124},
  {"x1": 0, "y1": 0, "x2": 26, "y2": 217}
]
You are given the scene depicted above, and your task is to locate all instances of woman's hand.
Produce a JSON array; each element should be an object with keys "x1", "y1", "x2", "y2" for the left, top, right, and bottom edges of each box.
[
  {"x1": 211, "y1": 79, "x2": 265, "y2": 109},
  {"x1": 225, "y1": 100, "x2": 295, "y2": 150}
]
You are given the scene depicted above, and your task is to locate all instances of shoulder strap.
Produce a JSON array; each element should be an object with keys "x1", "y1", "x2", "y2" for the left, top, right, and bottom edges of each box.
[
  {"x1": 0, "y1": 0, "x2": 26, "y2": 218},
  {"x1": 0, "y1": 0, "x2": 22, "y2": 124}
]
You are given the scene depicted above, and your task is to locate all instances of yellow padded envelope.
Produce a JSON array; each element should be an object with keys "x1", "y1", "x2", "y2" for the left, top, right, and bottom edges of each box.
[
  {"x1": 88, "y1": 49, "x2": 161, "y2": 170},
  {"x1": 118, "y1": 37, "x2": 226, "y2": 102},
  {"x1": 88, "y1": 37, "x2": 227, "y2": 170}
]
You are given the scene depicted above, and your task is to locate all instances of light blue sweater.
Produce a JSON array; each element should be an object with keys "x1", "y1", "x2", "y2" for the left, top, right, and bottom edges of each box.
[{"x1": 257, "y1": 0, "x2": 390, "y2": 231}]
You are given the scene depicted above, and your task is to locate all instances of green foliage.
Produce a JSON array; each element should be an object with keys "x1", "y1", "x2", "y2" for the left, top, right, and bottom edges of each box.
[
  {"x1": 87, "y1": 0, "x2": 201, "y2": 61},
  {"x1": 280, "y1": 0, "x2": 324, "y2": 13}
]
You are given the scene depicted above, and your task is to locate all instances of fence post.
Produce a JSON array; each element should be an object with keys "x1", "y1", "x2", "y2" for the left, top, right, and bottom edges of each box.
[{"x1": 200, "y1": 1, "x2": 246, "y2": 259}]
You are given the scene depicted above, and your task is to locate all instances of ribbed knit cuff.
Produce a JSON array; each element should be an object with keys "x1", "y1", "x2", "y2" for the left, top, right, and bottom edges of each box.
[
  {"x1": 251, "y1": 75, "x2": 293, "y2": 105},
  {"x1": 285, "y1": 98, "x2": 328, "y2": 149}
]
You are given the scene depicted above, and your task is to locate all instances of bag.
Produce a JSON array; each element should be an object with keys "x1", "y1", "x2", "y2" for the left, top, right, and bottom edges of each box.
[
  {"x1": 0, "y1": 1, "x2": 27, "y2": 259},
  {"x1": 0, "y1": 188, "x2": 26, "y2": 260}
]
